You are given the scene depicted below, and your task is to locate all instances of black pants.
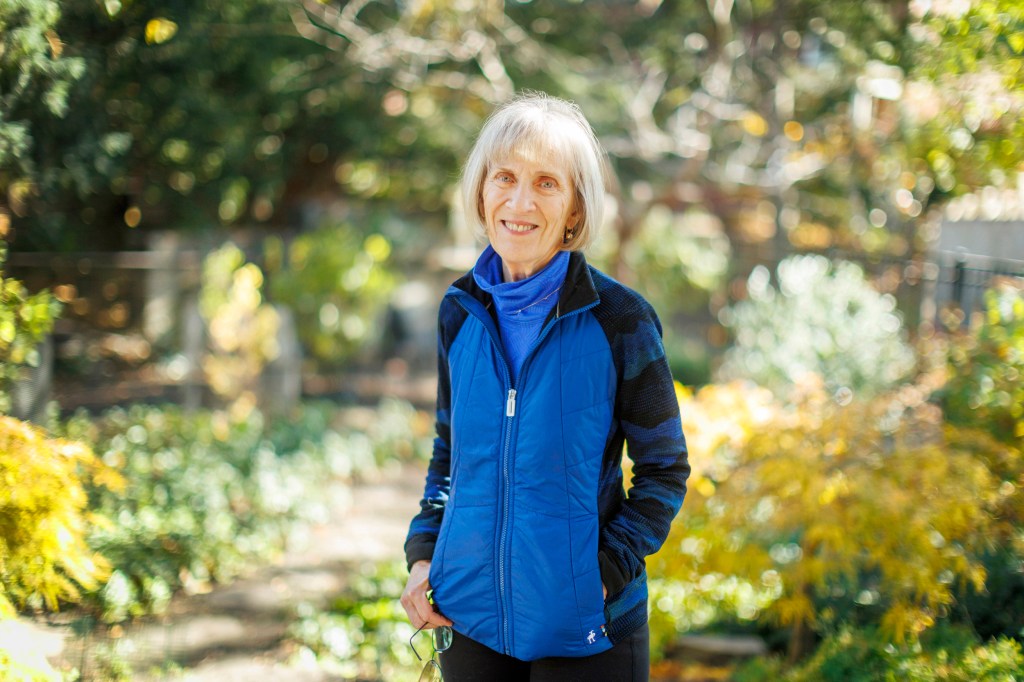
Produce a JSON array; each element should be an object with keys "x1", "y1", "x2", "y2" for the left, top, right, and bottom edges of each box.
[{"x1": 439, "y1": 624, "x2": 649, "y2": 682}]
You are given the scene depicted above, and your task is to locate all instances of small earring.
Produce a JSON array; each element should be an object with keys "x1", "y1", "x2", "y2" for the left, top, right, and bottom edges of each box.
[{"x1": 563, "y1": 227, "x2": 575, "y2": 243}]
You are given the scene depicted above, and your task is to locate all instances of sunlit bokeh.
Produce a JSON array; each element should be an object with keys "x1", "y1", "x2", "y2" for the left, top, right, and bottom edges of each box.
[{"x1": 1, "y1": 0, "x2": 1022, "y2": 679}]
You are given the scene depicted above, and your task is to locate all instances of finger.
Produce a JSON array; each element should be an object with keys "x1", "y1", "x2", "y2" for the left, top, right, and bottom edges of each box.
[
  {"x1": 410, "y1": 591, "x2": 437, "y2": 628},
  {"x1": 410, "y1": 588, "x2": 453, "y2": 629},
  {"x1": 401, "y1": 588, "x2": 432, "y2": 628},
  {"x1": 400, "y1": 599, "x2": 421, "y2": 628}
]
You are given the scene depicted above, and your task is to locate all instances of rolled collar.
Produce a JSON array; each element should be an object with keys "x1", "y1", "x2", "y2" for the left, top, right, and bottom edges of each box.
[{"x1": 452, "y1": 249, "x2": 599, "y2": 320}]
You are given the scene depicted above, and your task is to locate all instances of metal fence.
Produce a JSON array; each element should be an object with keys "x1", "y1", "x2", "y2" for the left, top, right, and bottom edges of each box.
[{"x1": 935, "y1": 251, "x2": 1024, "y2": 320}]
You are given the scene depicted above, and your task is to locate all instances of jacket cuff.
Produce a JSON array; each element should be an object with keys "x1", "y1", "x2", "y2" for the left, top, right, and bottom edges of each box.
[
  {"x1": 598, "y1": 549, "x2": 630, "y2": 598},
  {"x1": 404, "y1": 534, "x2": 437, "y2": 572}
]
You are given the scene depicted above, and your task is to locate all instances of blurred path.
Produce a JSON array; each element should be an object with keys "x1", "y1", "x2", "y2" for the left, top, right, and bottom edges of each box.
[{"x1": 52, "y1": 462, "x2": 426, "y2": 681}]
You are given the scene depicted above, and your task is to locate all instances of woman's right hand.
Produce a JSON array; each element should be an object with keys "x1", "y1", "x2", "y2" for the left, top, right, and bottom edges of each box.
[{"x1": 401, "y1": 560, "x2": 454, "y2": 630}]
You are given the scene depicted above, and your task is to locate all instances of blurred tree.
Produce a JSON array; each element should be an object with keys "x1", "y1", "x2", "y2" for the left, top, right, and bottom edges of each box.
[
  {"x1": 0, "y1": 0, "x2": 85, "y2": 238},
  {"x1": 3, "y1": 0, "x2": 1021, "y2": 264},
  {"x1": 286, "y1": 0, "x2": 1024, "y2": 286},
  {"x1": 8, "y1": 0, "x2": 463, "y2": 251},
  {"x1": 908, "y1": 0, "x2": 1024, "y2": 202}
]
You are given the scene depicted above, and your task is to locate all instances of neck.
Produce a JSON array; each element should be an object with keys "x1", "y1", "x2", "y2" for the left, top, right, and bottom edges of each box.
[
  {"x1": 503, "y1": 264, "x2": 530, "y2": 282},
  {"x1": 503, "y1": 258, "x2": 556, "y2": 283}
]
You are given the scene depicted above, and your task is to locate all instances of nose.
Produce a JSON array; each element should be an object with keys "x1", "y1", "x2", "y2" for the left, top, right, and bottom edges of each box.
[{"x1": 507, "y1": 183, "x2": 535, "y2": 210}]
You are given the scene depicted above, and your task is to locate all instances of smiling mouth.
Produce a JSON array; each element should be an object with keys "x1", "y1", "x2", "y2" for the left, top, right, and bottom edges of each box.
[{"x1": 501, "y1": 220, "x2": 537, "y2": 233}]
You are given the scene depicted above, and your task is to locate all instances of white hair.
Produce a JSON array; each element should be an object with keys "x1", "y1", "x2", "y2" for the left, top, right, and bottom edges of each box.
[{"x1": 460, "y1": 92, "x2": 606, "y2": 251}]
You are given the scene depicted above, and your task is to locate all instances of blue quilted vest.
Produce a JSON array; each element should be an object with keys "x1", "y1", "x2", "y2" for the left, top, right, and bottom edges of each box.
[{"x1": 407, "y1": 252, "x2": 690, "y2": 662}]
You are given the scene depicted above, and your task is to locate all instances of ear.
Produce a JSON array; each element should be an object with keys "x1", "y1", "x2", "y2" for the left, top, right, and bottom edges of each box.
[
  {"x1": 567, "y1": 205, "x2": 582, "y2": 230},
  {"x1": 568, "y1": 190, "x2": 584, "y2": 229}
]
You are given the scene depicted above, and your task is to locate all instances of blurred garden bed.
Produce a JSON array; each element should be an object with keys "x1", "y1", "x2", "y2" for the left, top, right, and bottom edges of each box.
[{"x1": 0, "y1": 395, "x2": 433, "y2": 681}]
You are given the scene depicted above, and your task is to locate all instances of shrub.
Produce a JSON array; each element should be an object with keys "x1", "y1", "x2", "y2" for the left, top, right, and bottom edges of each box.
[
  {"x1": 0, "y1": 243, "x2": 61, "y2": 414},
  {"x1": 57, "y1": 398, "x2": 431, "y2": 622},
  {"x1": 288, "y1": 560, "x2": 420, "y2": 682},
  {"x1": 62, "y1": 402, "x2": 362, "y2": 621},
  {"x1": 648, "y1": 382, "x2": 781, "y2": 658},
  {"x1": 718, "y1": 254, "x2": 915, "y2": 398},
  {"x1": 943, "y1": 281, "x2": 1024, "y2": 448},
  {"x1": 733, "y1": 626, "x2": 1024, "y2": 682},
  {"x1": 198, "y1": 242, "x2": 280, "y2": 410},
  {"x1": 654, "y1": 380, "x2": 1004, "y2": 660},
  {"x1": 265, "y1": 223, "x2": 397, "y2": 368},
  {"x1": 619, "y1": 204, "x2": 731, "y2": 315},
  {"x1": 940, "y1": 282, "x2": 1024, "y2": 640},
  {"x1": 0, "y1": 415, "x2": 121, "y2": 616}
]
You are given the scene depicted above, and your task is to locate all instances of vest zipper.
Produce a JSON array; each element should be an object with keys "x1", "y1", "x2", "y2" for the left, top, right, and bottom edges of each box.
[{"x1": 499, "y1": 385, "x2": 515, "y2": 654}]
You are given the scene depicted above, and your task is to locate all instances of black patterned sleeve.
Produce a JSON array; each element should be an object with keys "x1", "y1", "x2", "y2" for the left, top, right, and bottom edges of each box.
[
  {"x1": 596, "y1": 290, "x2": 690, "y2": 589},
  {"x1": 403, "y1": 298, "x2": 462, "y2": 570}
]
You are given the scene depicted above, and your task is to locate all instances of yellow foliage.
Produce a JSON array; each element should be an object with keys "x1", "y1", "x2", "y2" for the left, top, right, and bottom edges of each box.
[
  {"x1": 676, "y1": 380, "x2": 778, "y2": 493},
  {"x1": 657, "y1": 380, "x2": 1008, "y2": 648},
  {"x1": 199, "y1": 243, "x2": 281, "y2": 410},
  {"x1": 0, "y1": 416, "x2": 122, "y2": 615}
]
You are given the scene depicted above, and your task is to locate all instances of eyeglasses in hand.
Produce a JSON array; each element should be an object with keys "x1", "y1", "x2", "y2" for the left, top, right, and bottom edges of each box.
[{"x1": 409, "y1": 622, "x2": 453, "y2": 682}]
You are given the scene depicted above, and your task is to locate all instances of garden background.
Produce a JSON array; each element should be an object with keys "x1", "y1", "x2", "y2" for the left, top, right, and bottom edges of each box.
[{"x1": 1, "y1": 0, "x2": 1023, "y2": 680}]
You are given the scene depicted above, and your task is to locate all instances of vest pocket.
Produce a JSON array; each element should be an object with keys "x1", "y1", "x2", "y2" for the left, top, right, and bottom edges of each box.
[
  {"x1": 569, "y1": 521, "x2": 606, "y2": 639},
  {"x1": 575, "y1": 565, "x2": 610, "y2": 645},
  {"x1": 429, "y1": 504, "x2": 499, "y2": 637}
]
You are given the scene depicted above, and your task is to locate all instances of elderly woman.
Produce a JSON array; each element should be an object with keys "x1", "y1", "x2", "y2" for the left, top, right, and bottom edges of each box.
[{"x1": 401, "y1": 92, "x2": 689, "y2": 681}]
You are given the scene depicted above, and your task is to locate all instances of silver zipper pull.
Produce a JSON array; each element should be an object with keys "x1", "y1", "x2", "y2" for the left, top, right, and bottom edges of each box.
[{"x1": 506, "y1": 389, "x2": 517, "y2": 417}]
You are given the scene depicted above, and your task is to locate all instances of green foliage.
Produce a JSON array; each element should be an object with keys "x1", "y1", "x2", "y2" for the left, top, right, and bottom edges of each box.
[
  {"x1": 593, "y1": 204, "x2": 730, "y2": 316},
  {"x1": 908, "y1": 1, "x2": 1024, "y2": 194},
  {"x1": 958, "y1": 547, "x2": 1024, "y2": 643},
  {"x1": 266, "y1": 224, "x2": 397, "y2": 368},
  {"x1": 0, "y1": 0, "x2": 85, "y2": 218},
  {"x1": 648, "y1": 572, "x2": 780, "y2": 663},
  {"x1": 943, "y1": 283, "x2": 1024, "y2": 447},
  {"x1": 654, "y1": 381, "x2": 1009, "y2": 659},
  {"x1": 718, "y1": 254, "x2": 915, "y2": 398},
  {"x1": 199, "y1": 242, "x2": 280, "y2": 409},
  {"x1": 734, "y1": 627, "x2": 1024, "y2": 682},
  {"x1": 60, "y1": 402, "x2": 359, "y2": 621},
  {"x1": 55, "y1": 398, "x2": 430, "y2": 623},
  {"x1": 0, "y1": 415, "x2": 121, "y2": 617},
  {"x1": 0, "y1": 243, "x2": 61, "y2": 413},
  {"x1": 288, "y1": 560, "x2": 421, "y2": 682},
  {"x1": 940, "y1": 283, "x2": 1024, "y2": 641},
  {"x1": 2, "y1": 0, "x2": 1017, "y2": 266},
  {"x1": 731, "y1": 655, "x2": 787, "y2": 682},
  {"x1": 10, "y1": 0, "x2": 463, "y2": 250}
]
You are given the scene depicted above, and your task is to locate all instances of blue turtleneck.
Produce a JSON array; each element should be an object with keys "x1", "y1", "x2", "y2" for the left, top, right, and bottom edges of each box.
[{"x1": 472, "y1": 246, "x2": 570, "y2": 383}]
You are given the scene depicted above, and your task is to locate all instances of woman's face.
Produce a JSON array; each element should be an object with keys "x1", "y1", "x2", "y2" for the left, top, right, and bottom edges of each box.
[{"x1": 481, "y1": 150, "x2": 579, "y2": 282}]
